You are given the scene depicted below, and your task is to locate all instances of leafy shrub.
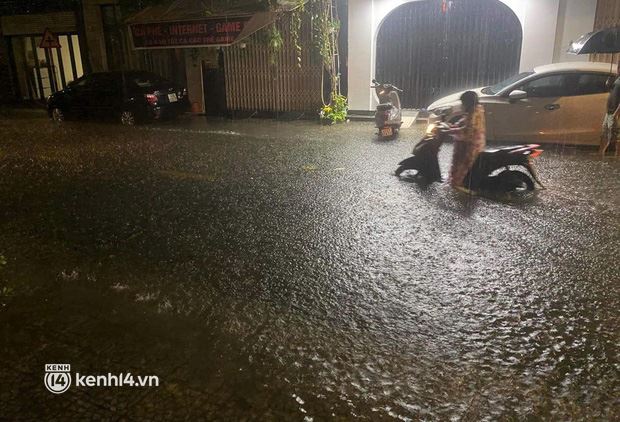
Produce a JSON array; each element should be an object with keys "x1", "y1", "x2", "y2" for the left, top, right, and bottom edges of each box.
[{"x1": 320, "y1": 94, "x2": 348, "y2": 124}]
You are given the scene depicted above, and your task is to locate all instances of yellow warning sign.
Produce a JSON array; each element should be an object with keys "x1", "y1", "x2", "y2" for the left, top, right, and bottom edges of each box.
[{"x1": 39, "y1": 28, "x2": 61, "y2": 49}]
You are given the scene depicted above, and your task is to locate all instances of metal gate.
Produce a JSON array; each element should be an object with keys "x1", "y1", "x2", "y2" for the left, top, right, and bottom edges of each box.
[{"x1": 376, "y1": 0, "x2": 522, "y2": 109}]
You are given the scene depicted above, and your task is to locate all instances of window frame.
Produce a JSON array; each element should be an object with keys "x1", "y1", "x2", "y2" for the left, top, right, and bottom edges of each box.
[
  {"x1": 515, "y1": 73, "x2": 574, "y2": 98},
  {"x1": 572, "y1": 72, "x2": 615, "y2": 97}
]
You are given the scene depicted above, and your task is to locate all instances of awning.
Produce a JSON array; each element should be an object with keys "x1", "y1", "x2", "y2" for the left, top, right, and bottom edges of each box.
[{"x1": 125, "y1": 0, "x2": 299, "y2": 50}]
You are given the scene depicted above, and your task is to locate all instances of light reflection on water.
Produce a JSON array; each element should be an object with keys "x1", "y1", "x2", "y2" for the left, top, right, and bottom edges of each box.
[{"x1": 0, "y1": 116, "x2": 618, "y2": 419}]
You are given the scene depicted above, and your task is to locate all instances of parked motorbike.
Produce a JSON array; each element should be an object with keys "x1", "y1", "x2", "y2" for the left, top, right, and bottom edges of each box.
[
  {"x1": 395, "y1": 122, "x2": 545, "y2": 194},
  {"x1": 372, "y1": 79, "x2": 403, "y2": 140}
]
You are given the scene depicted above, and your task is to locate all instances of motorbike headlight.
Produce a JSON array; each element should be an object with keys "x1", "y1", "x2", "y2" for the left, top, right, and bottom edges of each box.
[{"x1": 425, "y1": 123, "x2": 436, "y2": 135}]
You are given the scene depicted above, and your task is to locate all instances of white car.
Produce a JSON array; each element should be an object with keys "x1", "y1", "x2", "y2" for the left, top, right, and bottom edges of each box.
[{"x1": 427, "y1": 62, "x2": 615, "y2": 145}]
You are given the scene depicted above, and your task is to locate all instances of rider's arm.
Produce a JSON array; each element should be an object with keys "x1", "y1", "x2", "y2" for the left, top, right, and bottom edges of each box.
[{"x1": 612, "y1": 82, "x2": 620, "y2": 119}]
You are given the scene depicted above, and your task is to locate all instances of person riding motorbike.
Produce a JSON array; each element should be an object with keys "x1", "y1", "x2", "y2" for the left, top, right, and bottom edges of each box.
[{"x1": 446, "y1": 91, "x2": 486, "y2": 189}]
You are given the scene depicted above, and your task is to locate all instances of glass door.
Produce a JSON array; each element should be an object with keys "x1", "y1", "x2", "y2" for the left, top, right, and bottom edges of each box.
[{"x1": 11, "y1": 33, "x2": 84, "y2": 100}]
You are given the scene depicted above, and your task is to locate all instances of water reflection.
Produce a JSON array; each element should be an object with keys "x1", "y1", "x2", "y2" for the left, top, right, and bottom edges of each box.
[{"x1": 0, "y1": 115, "x2": 618, "y2": 419}]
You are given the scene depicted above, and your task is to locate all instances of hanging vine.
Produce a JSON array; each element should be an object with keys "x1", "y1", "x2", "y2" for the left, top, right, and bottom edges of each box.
[
  {"x1": 254, "y1": 0, "x2": 347, "y2": 122},
  {"x1": 287, "y1": 0, "x2": 345, "y2": 121},
  {"x1": 290, "y1": 0, "x2": 305, "y2": 68}
]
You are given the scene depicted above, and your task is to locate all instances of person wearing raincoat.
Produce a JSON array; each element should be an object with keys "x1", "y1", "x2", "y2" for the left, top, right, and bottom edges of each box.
[
  {"x1": 448, "y1": 91, "x2": 487, "y2": 189},
  {"x1": 601, "y1": 61, "x2": 620, "y2": 155}
]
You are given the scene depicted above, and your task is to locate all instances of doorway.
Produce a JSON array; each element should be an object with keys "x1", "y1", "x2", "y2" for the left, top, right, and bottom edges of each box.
[{"x1": 202, "y1": 49, "x2": 227, "y2": 117}]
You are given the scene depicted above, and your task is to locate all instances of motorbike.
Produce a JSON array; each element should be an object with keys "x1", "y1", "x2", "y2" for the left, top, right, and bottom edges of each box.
[
  {"x1": 372, "y1": 79, "x2": 403, "y2": 140},
  {"x1": 395, "y1": 122, "x2": 545, "y2": 194}
]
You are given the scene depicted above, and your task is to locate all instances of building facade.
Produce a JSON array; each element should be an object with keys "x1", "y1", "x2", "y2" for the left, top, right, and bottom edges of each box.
[
  {"x1": 347, "y1": 0, "x2": 602, "y2": 111},
  {"x1": 0, "y1": 0, "x2": 618, "y2": 114},
  {"x1": 0, "y1": 0, "x2": 330, "y2": 115},
  {"x1": 0, "y1": 7, "x2": 86, "y2": 102}
]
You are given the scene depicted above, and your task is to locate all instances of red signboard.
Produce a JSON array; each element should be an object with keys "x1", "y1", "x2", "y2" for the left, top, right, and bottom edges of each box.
[
  {"x1": 39, "y1": 28, "x2": 61, "y2": 49},
  {"x1": 130, "y1": 17, "x2": 251, "y2": 49}
]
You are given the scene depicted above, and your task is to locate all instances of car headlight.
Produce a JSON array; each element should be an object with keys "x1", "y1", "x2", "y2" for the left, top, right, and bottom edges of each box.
[{"x1": 431, "y1": 106, "x2": 453, "y2": 117}]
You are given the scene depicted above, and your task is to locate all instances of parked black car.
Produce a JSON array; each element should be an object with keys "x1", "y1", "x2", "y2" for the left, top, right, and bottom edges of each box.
[{"x1": 47, "y1": 71, "x2": 189, "y2": 125}]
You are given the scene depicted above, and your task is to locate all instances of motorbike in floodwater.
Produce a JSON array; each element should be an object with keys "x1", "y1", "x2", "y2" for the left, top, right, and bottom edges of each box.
[
  {"x1": 395, "y1": 123, "x2": 545, "y2": 194},
  {"x1": 372, "y1": 79, "x2": 403, "y2": 140}
]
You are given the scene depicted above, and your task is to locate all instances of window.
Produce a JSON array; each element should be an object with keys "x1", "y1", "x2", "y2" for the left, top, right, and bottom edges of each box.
[
  {"x1": 483, "y1": 72, "x2": 534, "y2": 95},
  {"x1": 128, "y1": 72, "x2": 168, "y2": 88},
  {"x1": 71, "y1": 74, "x2": 91, "y2": 88},
  {"x1": 88, "y1": 73, "x2": 122, "y2": 93},
  {"x1": 518, "y1": 74, "x2": 571, "y2": 98},
  {"x1": 574, "y1": 73, "x2": 614, "y2": 96}
]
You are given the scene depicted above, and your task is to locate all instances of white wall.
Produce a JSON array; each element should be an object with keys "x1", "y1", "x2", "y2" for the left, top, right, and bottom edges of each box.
[
  {"x1": 553, "y1": 0, "x2": 597, "y2": 63},
  {"x1": 347, "y1": 0, "x2": 596, "y2": 111},
  {"x1": 347, "y1": 0, "x2": 375, "y2": 114}
]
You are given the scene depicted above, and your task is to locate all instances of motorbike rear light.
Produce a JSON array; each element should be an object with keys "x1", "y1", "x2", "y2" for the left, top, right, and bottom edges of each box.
[
  {"x1": 529, "y1": 149, "x2": 543, "y2": 158},
  {"x1": 145, "y1": 93, "x2": 158, "y2": 106}
]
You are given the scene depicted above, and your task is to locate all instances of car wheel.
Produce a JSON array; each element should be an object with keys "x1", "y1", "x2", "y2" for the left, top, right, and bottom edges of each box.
[
  {"x1": 51, "y1": 108, "x2": 65, "y2": 123},
  {"x1": 120, "y1": 110, "x2": 137, "y2": 126}
]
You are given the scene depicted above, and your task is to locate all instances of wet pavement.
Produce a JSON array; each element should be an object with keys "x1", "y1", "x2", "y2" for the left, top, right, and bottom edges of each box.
[{"x1": 0, "y1": 111, "x2": 619, "y2": 420}]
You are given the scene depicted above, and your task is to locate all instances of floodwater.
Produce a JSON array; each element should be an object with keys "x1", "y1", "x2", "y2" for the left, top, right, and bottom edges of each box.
[{"x1": 0, "y1": 112, "x2": 618, "y2": 420}]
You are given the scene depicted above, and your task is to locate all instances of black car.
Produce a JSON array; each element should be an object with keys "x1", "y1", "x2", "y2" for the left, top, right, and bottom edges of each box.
[{"x1": 47, "y1": 71, "x2": 189, "y2": 125}]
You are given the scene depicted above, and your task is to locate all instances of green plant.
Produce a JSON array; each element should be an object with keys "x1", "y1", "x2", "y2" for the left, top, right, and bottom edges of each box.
[
  {"x1": 319, "y1": 93, "x2": 347, "y2": 123},
  {"x1": 266, "y1": 23, "x2": 283, "y2": 64},
  {"x1": 310, "y1": 0, "x2": 341, "y2": 99}
]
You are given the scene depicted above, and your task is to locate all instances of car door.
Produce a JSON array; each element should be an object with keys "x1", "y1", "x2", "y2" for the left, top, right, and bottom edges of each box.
[
  {"x1": 93, "y1": 72, "x2": 123, "y2": 117},
  {"x1": 86, "y1": 73, "x2": 122, "y2": 117},
  {"x1": 65, "y1": 74, "x2": 93, "y2": 116},
  {"x1": 561, "y1": 72, "x2": 612, "y2": 145},
  {"x1": 486, "y1": 73, "x2": 573, "y2": 143}
]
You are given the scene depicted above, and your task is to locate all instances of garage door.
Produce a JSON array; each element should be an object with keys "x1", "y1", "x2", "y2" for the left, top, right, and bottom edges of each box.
[{"x1": 375, "y1": 0, "x2": 522, "y2": 109}]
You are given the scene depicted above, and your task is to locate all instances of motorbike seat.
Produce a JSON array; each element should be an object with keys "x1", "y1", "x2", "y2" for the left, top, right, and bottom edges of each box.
[{"x1": 376, "y1": 103, "x2": 393, "y2": 111}]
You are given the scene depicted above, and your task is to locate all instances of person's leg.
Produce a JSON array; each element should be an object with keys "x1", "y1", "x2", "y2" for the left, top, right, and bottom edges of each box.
[
  {"x1": 600, "y1": 114, "x2": 612, "y2": 156},
  {"x1": 612, "y1": 115, "x2": 619, "y2": 156}
]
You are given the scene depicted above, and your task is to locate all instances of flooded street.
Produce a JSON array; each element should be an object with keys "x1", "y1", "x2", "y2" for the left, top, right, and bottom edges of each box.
[{"x1": 1, "y1": 112, "x2": 619, "y2": 420}]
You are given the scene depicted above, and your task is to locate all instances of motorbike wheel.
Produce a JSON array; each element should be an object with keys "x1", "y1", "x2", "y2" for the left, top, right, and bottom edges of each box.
[
  {"x1": 395, "y1": 165, "x2": 406, "y2": 176},
  {"x1": 496, "y1": 170, "x2": 535, "y2": 192}
]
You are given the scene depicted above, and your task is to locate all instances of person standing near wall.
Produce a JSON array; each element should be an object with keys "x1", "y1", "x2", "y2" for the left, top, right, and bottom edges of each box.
[{"x1": 601, "y1": 61, "x2": 620, "y2": 156}]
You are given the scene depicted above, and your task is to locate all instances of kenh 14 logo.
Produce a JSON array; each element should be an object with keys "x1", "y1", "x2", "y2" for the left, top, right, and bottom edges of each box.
[{"x1": 44, "y1": 364, "x2": 72, "y2": 394}]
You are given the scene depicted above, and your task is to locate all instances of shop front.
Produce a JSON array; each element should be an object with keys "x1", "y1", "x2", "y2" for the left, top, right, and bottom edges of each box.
[
  {"x1": 1, "y1": 12, "x2": 85, "y2": 101},
  {"x1": 126, "y1": 0, "x2": 323, "y2": 115}
]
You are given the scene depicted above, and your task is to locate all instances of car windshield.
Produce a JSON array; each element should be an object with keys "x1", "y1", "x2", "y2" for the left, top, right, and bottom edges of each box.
[
  {"x1": 482, "y1": 71, "x2": 534, "y2": 94},
  {"x1": 129, "y1": 72, "x2": 168, "y2": 88}
]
